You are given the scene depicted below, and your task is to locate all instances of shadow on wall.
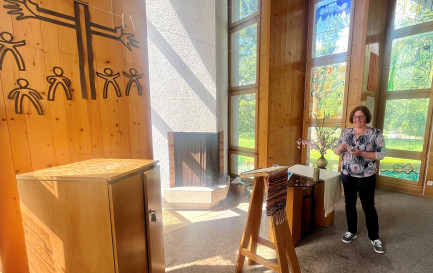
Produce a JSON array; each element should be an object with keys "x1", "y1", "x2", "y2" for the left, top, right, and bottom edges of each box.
[
  {"x1": 167, "y1": 0, "x2": 221, "y2": 83},
  {"x1": 147, "y1": 21, "x2": 217, "y2": 116}
]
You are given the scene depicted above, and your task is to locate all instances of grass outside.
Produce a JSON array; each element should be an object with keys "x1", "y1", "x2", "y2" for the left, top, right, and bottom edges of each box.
[
  {"x1": 385, "y1": 137, "x2": 423, "y2": 151},
  {"x1": 238, "y1": 135, "x2": 255, "y2": 149}
]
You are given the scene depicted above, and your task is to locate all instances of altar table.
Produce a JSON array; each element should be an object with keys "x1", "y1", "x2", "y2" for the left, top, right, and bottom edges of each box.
[{"x1": 285, "y1": 164, "x2": 341, "y2": 245}]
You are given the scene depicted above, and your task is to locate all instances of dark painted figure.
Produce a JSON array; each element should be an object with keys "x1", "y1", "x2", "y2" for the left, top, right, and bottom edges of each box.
[
  {"x1": 8, "y1": 78, "x2": 43, "y2": 115},
  {"x1": 0, "y1": 31, "x2": 26, "y2": 70},
  {"x1": 96, "y1": 68, "x2": 121, "y2": 98},
  {"x1": 123, "y1": 68, "x2": 143, "y2": 96},
  {"x1": 47, "y1": 67, "x2": 72, "y2": 101}
]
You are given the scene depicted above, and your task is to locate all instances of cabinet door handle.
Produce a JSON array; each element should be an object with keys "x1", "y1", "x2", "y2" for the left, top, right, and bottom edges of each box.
[{"x1": 148, "y1": 209, "x2": 157, "y2": 222}]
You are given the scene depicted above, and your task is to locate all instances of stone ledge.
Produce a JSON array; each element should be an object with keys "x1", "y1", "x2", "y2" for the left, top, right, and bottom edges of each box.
[{"x1": 163, "y1": 176, "x2": 230, "y2": 209}]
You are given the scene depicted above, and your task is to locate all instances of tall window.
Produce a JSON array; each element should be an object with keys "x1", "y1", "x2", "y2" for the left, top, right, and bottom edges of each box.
[
  {"x1": 304, "y1": 0, "x2": 354, "y2": 170},
  {"x1": 378, "y1": 0, "x2": 433, "y2": 191},
  {"x1": 229, "y1": 0, "x2": 259, "y2": 176}
]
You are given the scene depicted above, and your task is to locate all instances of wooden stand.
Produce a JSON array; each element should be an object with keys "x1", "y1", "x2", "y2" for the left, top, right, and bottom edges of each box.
[{"x1": 235, "y1": 169, "x2": 300, "y2": 273}]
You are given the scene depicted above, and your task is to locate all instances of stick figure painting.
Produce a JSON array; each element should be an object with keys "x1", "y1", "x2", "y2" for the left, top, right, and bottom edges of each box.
[
  {"x1": 3, "y1": 0, "x2": 141, "y2": 99},
  {"x1": 123, "y1": 68, "x2": 143, "y2": 96},
  {"x1": 8, "y1": 78, "x2": 44, "y2": 115},
  {"x1": 0, "y1": 31, "x2": 26, "y2": 71},
  {"x1": 46, "y1": 67, "x2": 72, "y2": 101},
  {"x1": 96, "y1": 68, "x2": 121, "y2": 99}
]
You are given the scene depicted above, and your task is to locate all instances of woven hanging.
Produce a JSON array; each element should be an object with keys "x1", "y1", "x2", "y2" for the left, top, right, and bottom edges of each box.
[{"x1": 265, "y1": 169, "x2": 288, "y2": 225}]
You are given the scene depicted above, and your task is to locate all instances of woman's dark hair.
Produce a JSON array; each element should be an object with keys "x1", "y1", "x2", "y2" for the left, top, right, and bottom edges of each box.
[{"x1": 349, "y1": 105, "x2": 372, "y2": 123}]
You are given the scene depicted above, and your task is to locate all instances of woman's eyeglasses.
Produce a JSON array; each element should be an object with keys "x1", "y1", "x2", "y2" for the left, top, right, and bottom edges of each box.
[{"x1": 353, "y1": 115, "x2": 366, "y2": 120}]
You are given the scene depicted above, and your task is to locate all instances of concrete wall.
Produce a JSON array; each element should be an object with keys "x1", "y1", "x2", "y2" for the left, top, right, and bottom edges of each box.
[{"x1": 146, "y1": 0, "x2": 228, "y2": 188}]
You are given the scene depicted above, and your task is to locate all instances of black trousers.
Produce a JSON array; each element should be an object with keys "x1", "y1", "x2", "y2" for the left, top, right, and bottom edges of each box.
[{"x1": 341, "y1": 173, "x2": 379, "y2": 241}]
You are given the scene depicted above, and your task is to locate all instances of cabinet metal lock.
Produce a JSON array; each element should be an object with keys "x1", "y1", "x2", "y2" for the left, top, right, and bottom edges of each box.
[{"x1": 149, "y1": 209, "x2": 157, "y2": 222}]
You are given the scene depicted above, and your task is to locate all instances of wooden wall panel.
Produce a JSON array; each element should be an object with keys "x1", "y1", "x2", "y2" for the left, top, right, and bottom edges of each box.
[
  {"x1": 257, "y1": 0, "x2": 271, "y2": 169},
  {"x1": 345, "y1": 0, "x2": 370, "y2": 128},
  {"x1": 259, "y1": 0, "x2": 308, "y2": 167},
  {"x1": 0, "y1": 0, "x2": 153, "y2": 272},
  {"x1": 42, "y1": 22, "x2": 73, "y2": 166},
  {"x1": 0, "y1": 67, "x2": 30, "y2": 273}
]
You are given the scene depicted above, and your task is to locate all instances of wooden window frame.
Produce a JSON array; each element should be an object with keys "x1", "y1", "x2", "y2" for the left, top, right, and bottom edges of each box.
[
  {"x1": 228, "y1": 1, "x2": 261, "y2": 176},
  {"x1": 228, "y1": 150, "x2": 257, "y2": 177},
  {"x1": 377, "y1": 0, "x2": 433, "y2": 193},
  {"x1": 229, "y1": 0, "x2": 261, "y2": 28},
  {"x1": 302, "y1": 0, "x2": 356, "y2": 167},
  {"x1": 229, "y1": 88, "x2": 258, "y2": 154},
  {"x1": 229, "y1": 18, "x2": 260, "y2": 91}
]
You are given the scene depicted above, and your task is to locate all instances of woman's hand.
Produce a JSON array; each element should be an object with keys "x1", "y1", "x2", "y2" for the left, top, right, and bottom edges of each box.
[
  {"x1": 338, "y1": 143, "x2": 349, "y2": 153},
  {"x1": 334, "y1": 143, "x2": 348, "y2": 156},
  {"x1": 349, "y1": 147, "x2": 363, "y2": 157}
]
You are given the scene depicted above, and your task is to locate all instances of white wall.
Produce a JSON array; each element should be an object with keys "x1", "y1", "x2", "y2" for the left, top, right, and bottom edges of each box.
[{"x1": 146, "y1": 0, "x2": 228, "y2": 188}]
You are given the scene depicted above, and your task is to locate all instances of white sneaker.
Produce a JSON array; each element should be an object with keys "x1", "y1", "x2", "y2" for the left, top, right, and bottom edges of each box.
[
  {"x1": 341, "y1": 232, "x2": 357, "y2": 243},
  {"x1": 371, "y1": 239, "x2": 385, "y2": 254}
]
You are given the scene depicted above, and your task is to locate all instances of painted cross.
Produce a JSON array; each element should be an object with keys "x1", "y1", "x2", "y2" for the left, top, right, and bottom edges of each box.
[{"x1": 3, "y1": 0, "x2": 140, "y2": 100}]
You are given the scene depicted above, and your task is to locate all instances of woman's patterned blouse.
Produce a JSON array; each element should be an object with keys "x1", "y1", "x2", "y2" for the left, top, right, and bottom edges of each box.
[{"x1": 336, "y1": 127, "x2": 386, "y2": 178}]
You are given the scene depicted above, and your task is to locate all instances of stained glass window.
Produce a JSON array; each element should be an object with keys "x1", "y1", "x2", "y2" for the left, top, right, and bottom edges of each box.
[
  {"x1": 394, "y1": 0, "x2": 433, "y2": 29},
  {"x1": 388, "y1": 32, "x2": 433, "y2": 91},
  {"x1": 379, "y1": 156, "x2": 421, "y2": 182},
  {"x1": 306, "y1": 127, "x2": 341, "y2": 171},
  {"x1": 231, "y1": 0, "x2": 259, "y2": 23},
  {"x1": 231, "y1": 23, "x2": 258, "y2": 87},
  {"x1": 231, "y1": 153, "x2": 255, "y2": 175},
  {"x1": 309, "y1": 62, "x2": 346, "y2": 119},
  {"x1": 313, "y1": 0, "x2": 352, "y2": 58},
  {"x1": 231, "y1": 93, "x2": 256, "y2": 149},
  {"x1": 383, "y1": 98, "x2": 429, "y2": 152}
]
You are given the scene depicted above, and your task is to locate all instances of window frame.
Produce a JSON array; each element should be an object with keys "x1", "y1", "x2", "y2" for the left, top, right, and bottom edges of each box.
[
  {"x1": 302, "y1": 0, "x2": 356, "y2": 167},
  {"x1": 228, "y1": 1, "x2": 261, "y2": 177},
  {"x1": 229, "y1": 18, "x2": 260, "y2": 90},
  {"x1": 377, "y1": 0, "x2": 433, "y2": 191},
  {"x1": 229, "y1": 88, "x2": 258, "y2": 153},
  {"x1": 229, "y1": 0, "x2": 260, "y2": 28},
  {"x1": 228, "y1": 150, "x2": 257, "y2": 177}
]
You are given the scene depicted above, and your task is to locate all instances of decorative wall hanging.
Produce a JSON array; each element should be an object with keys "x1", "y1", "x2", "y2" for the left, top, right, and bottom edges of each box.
[
  {"x1": 0, "y1": 31, "x2": 26, "y2": 71},
  {"x1": 47, "y1": 67, "x2": 72, "y2": 101},
  {"x1": 96, "y1": 68, "x2": 121, "y2": 99},
  {"x1": 3, "y1": 0, "x2": 140, "y2": 100},
  {"x1": 123, "y1": 68, "x2": 143, "y2": 96},
  {"x1": 8, "y1": 78, "x2": 44, "y2": 115}
]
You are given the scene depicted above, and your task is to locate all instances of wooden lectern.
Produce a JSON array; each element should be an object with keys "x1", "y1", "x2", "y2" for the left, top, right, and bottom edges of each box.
[{"x1": 235, "y1": 167, "x2": 300, "y2": 273}]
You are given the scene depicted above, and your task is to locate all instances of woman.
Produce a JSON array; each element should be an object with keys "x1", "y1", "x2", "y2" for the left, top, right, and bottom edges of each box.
[{"x1": 333, "y1": 106, "x2": 386, "y2": 254}]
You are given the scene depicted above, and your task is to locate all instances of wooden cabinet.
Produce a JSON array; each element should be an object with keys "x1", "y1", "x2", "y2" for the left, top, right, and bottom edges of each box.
[{"x1": 16, "y1": 159, "x2": 165, "y2": 273}]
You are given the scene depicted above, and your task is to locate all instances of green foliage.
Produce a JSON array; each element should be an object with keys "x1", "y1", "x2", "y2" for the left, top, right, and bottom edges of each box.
[
  {"x1": 238, "y1": 0, "x2": 258, "y2": 20},
  {"x1": 237, "y1": 24, "x2": 257, "y2": 86},
  {"x1": 237, "y1": 94, "x2": 256, "y2": 138},
  {"x1": 384, "y1": 98, "x2": 429, "y2": 141},
  {"x1": 388, "y1": 33, "x2": 433, "y2": 91}
]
